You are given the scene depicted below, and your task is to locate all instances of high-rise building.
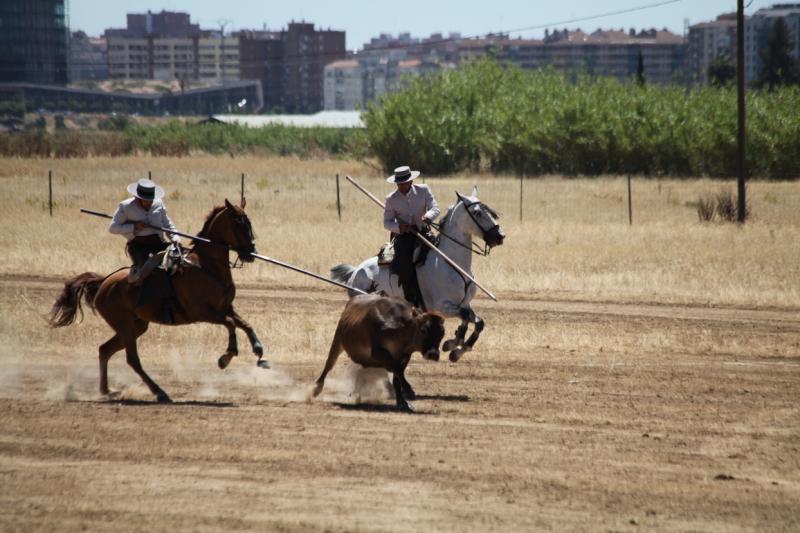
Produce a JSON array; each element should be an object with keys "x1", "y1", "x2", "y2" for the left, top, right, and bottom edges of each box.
[
  {"x1": 0, "y1": 0, "x2": 69, "y2": 84},
  {"x1": 688, "y1": 14, "x2": 738, "y2": 86},
  {"x1": 238, "y1": 22, "x2": 346, "y2": 113},
  {"x1": 745, "y1": 3, "x2": 800, "y2": 83}
]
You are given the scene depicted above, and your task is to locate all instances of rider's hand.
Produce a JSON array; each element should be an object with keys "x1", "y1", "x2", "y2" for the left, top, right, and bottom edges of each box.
[{"x1": 133, "y1": 222, "x2": 146, "y2": 233}]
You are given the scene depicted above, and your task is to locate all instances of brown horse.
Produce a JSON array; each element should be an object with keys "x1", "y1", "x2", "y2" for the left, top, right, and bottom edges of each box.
[{"x1": 49, "y1": 199, "x2": 263, "y2": 402}]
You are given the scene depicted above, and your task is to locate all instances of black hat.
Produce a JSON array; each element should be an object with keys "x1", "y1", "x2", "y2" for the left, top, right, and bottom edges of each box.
[{"x1": 127, "y1": 178, "x2": 164, "y2": 201}]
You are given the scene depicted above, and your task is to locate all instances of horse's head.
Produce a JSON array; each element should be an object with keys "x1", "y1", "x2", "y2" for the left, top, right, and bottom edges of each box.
[
  {"x1": 454, "y1": 186, "x2": 505, "y2": 248},
  {"x1": 197, "y1": 199, "x2": 257, "y2": 262}
]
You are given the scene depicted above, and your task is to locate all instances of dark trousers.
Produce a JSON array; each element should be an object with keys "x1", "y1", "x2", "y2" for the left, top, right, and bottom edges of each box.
[
  {"x1": 127, "y1": 235, "x2": 175, "y2": 320},
  {"x1": 391, "y1": 229, "x2": 433, "y2": 308},
  {"x1": 126, "y1": 235, "x2": 169, "y2": 268}
]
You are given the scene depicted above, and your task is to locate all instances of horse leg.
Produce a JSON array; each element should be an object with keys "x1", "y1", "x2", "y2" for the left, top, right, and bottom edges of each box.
[
  {"x1": 313, "y1": 331, "x2": 343, "y2": 398},
  {"x1": 443, "y1": 315, "x2": 469, "y2": 352},
  {"x1": 217, "y1": 316, "x2": 238, "y2": 370},
  {"x1": 449, "y1": 308, "x2": 482, "y2": 362},
  {"x1": 124, "y1": 321, "x2": 170, "y2": 402},
  {"x1": 98, "y1": 333, "x2": 124, "y2": 396},
  {"x1": 230, "y1": 310, "x2": 267, "y2": 367}
]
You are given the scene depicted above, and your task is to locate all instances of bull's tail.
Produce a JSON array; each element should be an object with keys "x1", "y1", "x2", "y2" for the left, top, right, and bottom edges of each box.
[
  {"x1": 330, "y1": 264, "x2": 355, "y2": 285},
  {"x1": 48, "y1": 272, "x2": 104, "y2": 328}
]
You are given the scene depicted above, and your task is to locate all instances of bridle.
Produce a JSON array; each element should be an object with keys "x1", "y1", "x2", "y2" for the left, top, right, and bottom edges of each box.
[{"x1": 430, "y1": 197, "x2": 500, "y2": 257}]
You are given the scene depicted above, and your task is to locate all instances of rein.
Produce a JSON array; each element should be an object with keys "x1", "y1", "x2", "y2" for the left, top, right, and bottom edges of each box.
[{"x1": 429, "y1": 220, "x2": 490, "y2": 256}]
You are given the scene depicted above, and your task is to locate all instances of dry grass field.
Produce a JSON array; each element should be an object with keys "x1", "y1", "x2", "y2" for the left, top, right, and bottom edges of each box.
[{"x1": 1, "y1": 156, "x2": 798, "y2": 531}]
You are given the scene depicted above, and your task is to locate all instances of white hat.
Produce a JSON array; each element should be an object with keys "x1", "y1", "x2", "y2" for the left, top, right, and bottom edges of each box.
[
  {"x1": 127, "y1": 178, "x2": 164, "y2": 201},
  {"x1": 386, "y1": 165, "x2": 420, "y2": 184}
]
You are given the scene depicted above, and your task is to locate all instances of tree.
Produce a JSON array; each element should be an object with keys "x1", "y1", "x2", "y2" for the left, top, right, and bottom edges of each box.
[
  {"x1": 756, "y1": 17, "x2": 799, "y2": 91},
  {"x1": 708, "y1": 55, "x2": 737, "y2": 87},
  {"x1": 636, "y1": 49, "x2": 645, "y2": 86}
]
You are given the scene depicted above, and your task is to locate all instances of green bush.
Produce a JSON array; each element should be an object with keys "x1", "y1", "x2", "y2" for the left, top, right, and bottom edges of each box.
[
  {"x1": 362, "y1": 59, "x2": 800, "y2": 178},
  {"x1": 97, "y1": 114, "x2": 132, "y2": 131}
]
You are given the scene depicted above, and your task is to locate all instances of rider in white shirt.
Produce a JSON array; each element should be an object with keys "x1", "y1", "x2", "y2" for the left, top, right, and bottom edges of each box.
[
  {"x1": 109, "y1": 178, "x2": 180, "y2": 323},
  {"x1": 383, "y1": 166, "x2": 439, "y2": 308}
]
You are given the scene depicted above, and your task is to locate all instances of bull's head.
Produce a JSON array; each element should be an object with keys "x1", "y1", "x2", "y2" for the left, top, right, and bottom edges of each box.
[{"x1": 415, "y1": 312, "x2": 446, "y2": 362}]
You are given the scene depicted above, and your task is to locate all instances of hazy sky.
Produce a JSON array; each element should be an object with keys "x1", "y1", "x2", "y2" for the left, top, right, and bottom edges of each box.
[{"x1": 69, "y1": 0, "x2": 776, "y2": 50}]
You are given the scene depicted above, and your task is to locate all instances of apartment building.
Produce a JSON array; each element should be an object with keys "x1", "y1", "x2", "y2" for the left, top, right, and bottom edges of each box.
[
  {"x1": 323, "y1": 57, "x2": 439, "y2": 110},
  {"x1": 688, "y1": 14, "x2": 738, "y2": 85},
  {"x1": 238, "y1": 22, "x2": 345, "y2": 113},
  {"x1": 457, "y1": 29, "x2": 687, "y2": 85},
  {"x1": 745, "y1": 3, "x2": 800, "y2": 83},
  {"x1": 69, "y1": 31, "x2": 108, "y2": 82},
  {"x1": 105, "y1": 11, "x2": 239, "y2": 83}
]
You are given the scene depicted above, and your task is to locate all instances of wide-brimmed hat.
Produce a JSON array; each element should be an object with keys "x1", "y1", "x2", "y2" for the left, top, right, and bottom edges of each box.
[
  {"x1": 386, "y1": 165, "x2": 420, "y2": 184},
  {"x1": 127, "y1": 178, "x2": 164, "y2": 201}
]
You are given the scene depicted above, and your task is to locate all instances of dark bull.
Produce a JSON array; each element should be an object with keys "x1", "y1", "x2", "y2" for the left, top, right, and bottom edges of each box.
[{"x1": 313, "y1": 294, "x2": 445, "y2": 412}]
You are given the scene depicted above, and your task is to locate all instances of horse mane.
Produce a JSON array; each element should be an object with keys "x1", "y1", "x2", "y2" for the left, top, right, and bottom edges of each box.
[
  {"x1": 437, "y1": 204, "x2": 456, "y2": 234},
  {"x1": 195, "y1": 205, "x2": 226, "y2": 242}
]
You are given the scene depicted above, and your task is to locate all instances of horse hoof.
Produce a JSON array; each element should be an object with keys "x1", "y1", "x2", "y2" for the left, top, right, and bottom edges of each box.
[
  {"x1": 256, "y1": 359, "x2": 271, "y2": 369},
  {"x1": 442, "y1": 339, "x2": 458, "y2": 352},
  {"x1": 398, "y1": 401, "x2": 415, "y2": 413},
  {"x1": 156, "y1": 391, "x2": 172, "y2": 403},
  {"x1": 449, "y1": 347, "x2": 466, "y2": 362},
  {"x1": 253, "y1": 342, "x2": 264, "y2": 357},
  {"x1": 218, "y1": 353, "x2": 236, "y2": 369}
]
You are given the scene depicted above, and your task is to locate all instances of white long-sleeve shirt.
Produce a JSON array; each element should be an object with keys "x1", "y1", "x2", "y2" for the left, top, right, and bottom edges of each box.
[
  {"x1": 108, "y1": 197, "x2": 179, "y2": 243},
  {"x1": 383, "y1": 183, "x2": 439, "y2": 234}
]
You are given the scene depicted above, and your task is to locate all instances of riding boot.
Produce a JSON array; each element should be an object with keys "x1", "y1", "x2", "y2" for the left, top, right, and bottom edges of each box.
[
  {"x1": 128, "y1": 253, "x2": 162, "y2": 286},
  {"x1": 159, "y1": 298, "x2": 175, "y2": 325}
]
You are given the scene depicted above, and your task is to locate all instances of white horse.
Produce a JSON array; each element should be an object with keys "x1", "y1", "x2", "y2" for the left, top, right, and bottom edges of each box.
[{"x1": 332, "y1": 186, "x2": 505, "y2": 361}]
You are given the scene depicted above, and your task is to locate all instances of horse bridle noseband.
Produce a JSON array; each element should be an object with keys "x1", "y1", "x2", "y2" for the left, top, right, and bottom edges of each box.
[{"x1": 430, "y1": 199, "x2": 499, "y2": 257}]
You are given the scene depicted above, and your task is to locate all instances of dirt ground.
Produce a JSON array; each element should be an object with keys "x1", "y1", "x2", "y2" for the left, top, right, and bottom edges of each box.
[{"x1": 1, "y1": 274, "x2": 798, "y2": 532}]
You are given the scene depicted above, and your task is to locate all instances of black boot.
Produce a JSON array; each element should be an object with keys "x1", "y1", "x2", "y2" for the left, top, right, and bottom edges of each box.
[{"x1": 159, "y1": 300, "x2": 174, "y2": 324}]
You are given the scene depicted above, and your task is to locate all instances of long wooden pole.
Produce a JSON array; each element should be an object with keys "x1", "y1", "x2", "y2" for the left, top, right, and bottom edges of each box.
[
  {"x1": 345, "y1": 175, "x2": 497, "y2": 302},
  {"x1": 250, "y1": 253, "x2": 367, "y2": 294},
  {"x1": 80, "y1": 208, "x2": 366, "y2": 294}
]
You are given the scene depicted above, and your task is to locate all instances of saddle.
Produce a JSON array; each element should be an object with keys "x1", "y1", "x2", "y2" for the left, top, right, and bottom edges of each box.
[{"x1": 128, "y1": 243, "x2": 192, "y2": 285}]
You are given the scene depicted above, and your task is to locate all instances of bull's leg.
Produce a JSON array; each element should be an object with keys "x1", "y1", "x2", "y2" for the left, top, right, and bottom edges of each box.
[
  {"x1": 370, "y1": 343, "x2": 414, "y2": 412},
  {"x1": 124, "y1": 320, "x2": 170, "y2": 403},
  {"x1": 217, "y1": 316, "x2": 239, "y2": 370},
  {"x1": 230, "y1": 309, "x2": 265, "y2": 362},
  {"x1": 313, "y1": 331, "x2": 343, "y2": 398},
  {"x1": 398, "y1": 373, "x2": 416, "y2": 401}
]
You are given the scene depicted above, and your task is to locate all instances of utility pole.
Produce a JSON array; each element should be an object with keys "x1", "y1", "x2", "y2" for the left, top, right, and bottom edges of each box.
[{"x1": 736, "y1": 0, "x2": 747, "y2": 223}]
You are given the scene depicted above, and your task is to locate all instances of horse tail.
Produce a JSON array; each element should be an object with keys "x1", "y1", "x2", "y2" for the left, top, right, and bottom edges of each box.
[
  {"x1": 330, "y1": 264, "x2": 355, "y2": 285},
  {"x1": 48, "y1": 272, "x2": 104, "y2": 328}
]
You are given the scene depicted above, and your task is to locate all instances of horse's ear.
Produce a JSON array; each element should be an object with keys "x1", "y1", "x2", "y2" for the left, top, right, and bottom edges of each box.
[
  {"x1": 471, "y1": 184, "x2": 478, "y2": 197},
  {"x1": 456, "y1": 191, "x2": 471, "y2": 206},
  {"x1": 224, "y1": 198, "x2": 233, "y2": 209},
  {"x1": 240, "y1": 196, "x2": 247, "y2": 210}
]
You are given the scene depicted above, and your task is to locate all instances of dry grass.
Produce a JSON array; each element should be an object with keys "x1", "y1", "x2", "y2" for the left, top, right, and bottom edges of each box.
[{"x1": 1, "y1": 156, "x2": 799, "y2": 308}]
